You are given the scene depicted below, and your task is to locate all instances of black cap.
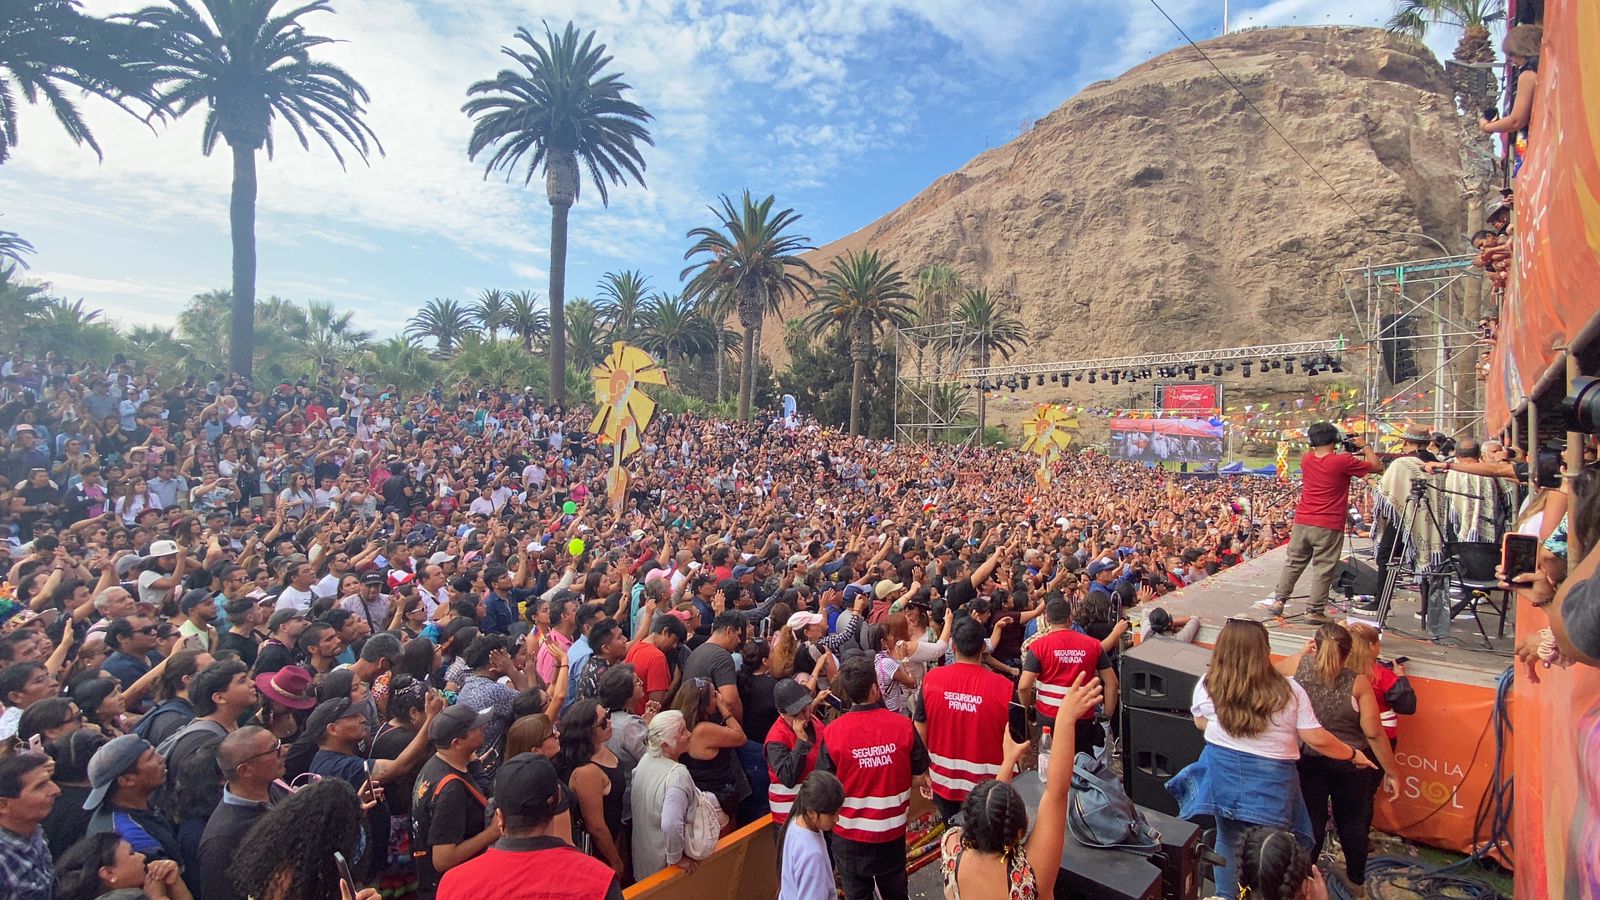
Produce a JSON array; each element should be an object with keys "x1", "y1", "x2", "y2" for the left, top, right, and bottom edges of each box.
[
  {"x1": 774, "y1": 677, "x2": 812, "y2": 716},
  {"x1": 494, "y1": 752, "x2": 571, "y2": 825},
  {"x1": 428, "y1": 702, "x2": 494, "y2": 746},
  {"x1": 180, "y1": 588, "x2": 215, "y2": 613},
  {"x1": 360, "y1": 570, "x2": 386, "y2": 587},
  {"x1": 304, "y1": 697, "x2": 363, "y2": 740}
]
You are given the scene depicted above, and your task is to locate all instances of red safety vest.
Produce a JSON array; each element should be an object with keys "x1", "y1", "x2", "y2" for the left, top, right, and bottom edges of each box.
[
  {"x1": 825, "y1": 707, "x2": 914, "y2": 843},
  {"x1": 764, "y1": 715, "x2": 824, "y2": 824},
  {"x1": 1027, "y1": 629, "x2": 1102, "y2": 719},
  {"x1": 921, "y1": 662, "x2": 1012, "y2": 802}
]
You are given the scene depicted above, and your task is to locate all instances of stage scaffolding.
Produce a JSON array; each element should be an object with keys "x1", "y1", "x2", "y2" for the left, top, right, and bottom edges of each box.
[
  {"x1": 892, "y1": 321, "x2": 983, "y2": 445},
  {"x1": 1340, "y1": 255, "x2": 1485, "y2": 437}
]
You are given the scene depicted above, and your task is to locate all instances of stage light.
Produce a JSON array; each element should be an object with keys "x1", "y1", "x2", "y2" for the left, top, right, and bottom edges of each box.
[
  {"x1": 1185, "y1": 366, "x2": 1198, "y2": 380},
  {"x1": 1141, "y1": 368, "x2": 1152, "y2": 379},
  {"x1": 1225, "y1": 363, "x2": 1236, "y2": 372},
  {"x1": 1284, "y1": 357, "x2": 1295, "y2": 374},
  {"x1": 1087, "y1": 371, "x2": 1096, "y2": 384},
  {"x1": 1110, "y1": 371, "x2": 1120, "y2": 385},
  {"x1": 1006, "y1": 378, "x2": 1017, "y2": 392},
  {"x1": 1242, "y1": 362, "x2": 1252, "y2": 378},
  {"x1": 1330, "y1": 356, "x2": 1343, "y2": 373},
  {"x1": 1050, "y1": 373, "x2": 1059, "y2": 383}
]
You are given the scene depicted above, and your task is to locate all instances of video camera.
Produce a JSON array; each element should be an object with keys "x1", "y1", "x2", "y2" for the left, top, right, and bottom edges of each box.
[{"x1": 1564, "y1": 375, "x2": 1600, "y2": 435}]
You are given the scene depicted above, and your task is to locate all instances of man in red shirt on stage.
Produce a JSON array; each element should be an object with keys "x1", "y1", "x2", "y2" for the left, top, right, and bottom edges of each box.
[
  {"x1": 1018, "y1": 599, "x2": 1117, "y2": 754},
  {"x1": 1264, "y1": 422, "x2": 1381, "y2": 624},
  {"x1": 816, "y1": 656, "x2": 930, "y2": 900},
  {"x1": 915, "y1": 618, "x2": 1013, "y2": 823}
]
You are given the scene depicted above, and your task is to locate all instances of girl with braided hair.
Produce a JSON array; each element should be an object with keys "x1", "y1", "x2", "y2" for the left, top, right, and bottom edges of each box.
[
  {"x1": 939, "y1": 673, "x2": 1104, "y2": 900},
  {"x1": 1225, "y1": 826, "x2": 1329, "y2": 900}
]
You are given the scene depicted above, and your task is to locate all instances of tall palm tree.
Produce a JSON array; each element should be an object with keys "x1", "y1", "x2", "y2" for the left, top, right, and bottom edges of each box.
[
  {"x1": 472, "y1": 288, "x2": 510, "y2": 341},
  {"x1": 463, "y1": 21, "x2": 653, "y2": 408},
  {"x1": 305, "y1": 299, "x2": 372, "y2": 367},
  {"x1": 506, "y1": 289, "x2": 548, "y2": 351},
  {"x1": 563, "y1": 297, "x2": 610, "y2": 371},
  {"x1": 913, "y1": 264, "x2": 963, "y2": 323},
  {"x1": 406, "y1": 297, "x2": 477, "y2": 354},
  {"x1": 596, "y1": 269, "x2": 648, "y2": 336},
  {"x1": 682, "y1": 191, "x2": 815, "y2": 420},
  {"x1": 0, "y1": 229, "x2": 33, "y2": 268},
  {"x1": 634, "y1": 292, "x2": 712, "y2": 366},
  {"x1": 954, "y1": 287, "x2": 1027, "y2": 436},
  {"x1": 1, "y1": 0, "x2": 162, "y2": 164},
  {"x1": 127, "y1": 0, "x2": 381, "y2": 379},
  {"x1": 1388, "y1": 0, "x2": 1505, "y2": 64},
  {"x1": 803, "y1": 250, "x2": 916, "y2": 435}
]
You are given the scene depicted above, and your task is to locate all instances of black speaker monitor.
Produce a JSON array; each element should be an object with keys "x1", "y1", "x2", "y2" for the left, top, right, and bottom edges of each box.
[
  {"x1": 1125, "y1": 706, "x2": 1208, "y2": 817},
  {"x1": 1122, "y1": 639, "x2": 1212, "y2": 713}
]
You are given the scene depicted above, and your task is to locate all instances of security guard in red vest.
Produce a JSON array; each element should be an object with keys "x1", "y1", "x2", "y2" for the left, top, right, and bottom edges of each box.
[
  {"x1": 915, "y1": 618, "x2": 1014, "y2": 823},
  {"x1": 1018, "y1": 598, "x2": 1118, "y2": 753},
  {"x1": 816, "y1": 655, "x2": 929, "y2": 900}
]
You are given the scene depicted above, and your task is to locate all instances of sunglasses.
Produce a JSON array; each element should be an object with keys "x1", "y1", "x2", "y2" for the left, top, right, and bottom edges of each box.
[
  {"x1": 595, "y1": 712, "x2": 612, "y2": 729},
  {"x1": 135, "y1": 626, "x2": 160, "y2": 635}
]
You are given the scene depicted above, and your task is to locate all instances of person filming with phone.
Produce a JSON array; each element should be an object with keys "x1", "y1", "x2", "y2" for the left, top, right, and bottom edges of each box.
[{"x1": 1263, "y1": 423, "x2": 1381, "y2": 623}]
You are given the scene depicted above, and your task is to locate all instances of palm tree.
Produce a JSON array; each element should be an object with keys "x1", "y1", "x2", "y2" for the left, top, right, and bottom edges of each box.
[
  {"x1": 913, "y1": 264, "x2": 963, "y2": 323},
  {"x1": 1, "y1": 0, "x2": 162, "y2": 164},
  {"x1": 563, "y1": 297, "x2": 610, "y2": 371},
  {"x1": 596, "y1": 269, "x2": 648, "y2": 335},
  {"x1": 954, "y1": 288, "x2": 1027, "y2": 436},
  {"x1": 127, "y1": 0, "x2": 381, "y2": 379},
  {"x1": 463, "y1": 22, "x2": 654, "y2": 408},
  {"x1": 1388, "y1": 0, "x2": 1505, "y2": 64},
  {"x1": 406, "y1": 297, "x2": 477, "y2": 354},
  {"x1": 472, "y1": 288, "x2": 510, "y2": 341},
  {"x1": 305, "y1": 299, "x2": 373, "y2": 368},
  {"x1": 694, "y1": 286, "x2": 739, "y2": 403},
  {"x1": 506, "y1": 289, "x2": 548, "y2": 351},
  {"x1": 682, "y1": 191, "x2": 815, "y2": 420},
  {"x1": 363, "y1": 335, "x2": 434, "y2": 392},
  {"x1": 802, "y1": 250, "x2": 916, "y2": 435},
  {"x1": 925, "y1": 382, "x2": 975, "y2": 442},
  {"x1": 0, "y1": 230, "x2": 33, "y2": 268},
  {"x1": 634, "y1": 292, "x2": 712, "y2": 366}
]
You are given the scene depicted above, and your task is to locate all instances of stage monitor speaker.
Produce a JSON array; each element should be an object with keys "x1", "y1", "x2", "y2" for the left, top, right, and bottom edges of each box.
[
  {"x1": 1380, "y1": 313, "x2": 1419, "y2": 382},
  {"x1": 1057, "y1": 837, "x2": 1164, "y2": 900},
  {"x1": 1139, "y1": 804, "x2": 1206, "y2": 900},
  {"x1": 1122, "y1": 640, "x2": 1212, "y2": 713},
  {"x1": 1125, "y1": 706, "x2": 1208, "y2": 817},
  {"x1": 1332, "y1": 556, "x2": 1380, "y2": 597}
]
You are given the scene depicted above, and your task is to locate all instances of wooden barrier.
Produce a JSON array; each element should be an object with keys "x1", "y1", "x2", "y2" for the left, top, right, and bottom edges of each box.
[{"x1": 624, "y1": 816, "x2": 780, "y2": 900}]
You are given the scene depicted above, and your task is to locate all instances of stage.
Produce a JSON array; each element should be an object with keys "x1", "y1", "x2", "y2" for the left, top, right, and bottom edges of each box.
[{"x1": 1130, "y1": 541, "x2": 1513, "y2": 856}]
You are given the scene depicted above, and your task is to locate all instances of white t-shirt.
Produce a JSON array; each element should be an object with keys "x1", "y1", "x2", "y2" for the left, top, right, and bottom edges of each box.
[
  {"x1": 1190, "y1": 677, "x2": 1321, "y2": 760},
  {"x1": 275, "y1": 586, "x2": 317, "y2": 613}
]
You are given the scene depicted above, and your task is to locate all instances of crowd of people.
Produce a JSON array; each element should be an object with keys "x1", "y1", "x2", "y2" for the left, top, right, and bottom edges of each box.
[{"x1": 0, "y1": 340, "x2": 1585, "y2": 900}]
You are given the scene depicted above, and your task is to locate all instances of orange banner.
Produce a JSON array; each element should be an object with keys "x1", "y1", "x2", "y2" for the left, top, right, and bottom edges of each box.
[
  {"x1": 1369, "y1": 675, "x2": 1502, "y2": 855},
  {"x1": 1511, "y1": 598, "x2": 1600, "y2": 899},
  {"x1": 1483, "y1": 0, "x2": 1600, "y2": 429}
]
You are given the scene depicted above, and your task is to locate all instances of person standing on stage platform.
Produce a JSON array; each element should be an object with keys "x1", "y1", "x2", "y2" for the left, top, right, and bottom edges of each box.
[
  {"x1": 915, "y1": 618, "x2": 1012, "y2": 823},
  {"x1": 1264, "y1": 422, "x2": 1381, "y2": 623},
  {"x1": 815, "y1": 656, "x2": 930, "y2": 900},
  {"x1": 1017, "y1": 599, "x2": 1116, "y2": 755}
]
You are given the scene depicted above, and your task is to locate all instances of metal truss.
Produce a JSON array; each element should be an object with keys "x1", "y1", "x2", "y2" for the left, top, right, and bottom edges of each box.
[
  {"x1": 893, "y1": 320, "x2": 984, "y2": 445},
  {"x1": 958, "y1": 339, "x2": 1350, "y2": 384},
  {"x1": 1340, "y1": 254, "x2": 1485, "y2": 436}
]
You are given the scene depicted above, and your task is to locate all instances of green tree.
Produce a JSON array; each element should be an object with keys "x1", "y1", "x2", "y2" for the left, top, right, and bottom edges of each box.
[
  {"x1": 682, "y1": 191, "x2": 815, "y2": 421},
  {"x1": 463, "y1": 22, "x2": 653, "y2": 408},
  {"x1": 406, "y1": 298, "x2": 477, "y2": 354},
  {"x1": 634, "y1": 292, "x2": 712, "y2": 368},
  {"x1": 304, "y1": 299, "x2": 372, "y2": 368},
  {"x1": 506, "y1": 289, "x2": 548, "y2": 351},
  {"x1": 448, "y1": 332, "x2": 545, "y2": 390},
  {"x1": 953, "y1": 288, "x2": 1027, "y2": 435},
  {"x1": 693, "y1": 286, "x2": 738, "y2": 403},
  {"x1": 128, "y1": 0, "x2": 381, "y2": 379},
  {"x1": 472, "y1": 288, "x2": 510, "y2": 341},
  {"x1": 563, "y1": 297, "x2": 610, "y2": 371},
  {"x1": 596, "y1": 269, "x2": 648, "y2": 336},
  {"x1": 803, "y1": 249, "x2": 915, "y2": 435},
  {"x1": 1, "y1": 0, "x2": 162, "y2": 164},
  {"x1": 362, "y1": 335, "x2": 434, "y2": 392},
  {"x1": 0, "y1": 230, "x2": 34, "y2": 268},
  {"x1": 913, "y1": 264, "x2": 963, "y2": 323},
  {"x1": 1387, "y1": 0, "x2": 1505, "y2": 64}
]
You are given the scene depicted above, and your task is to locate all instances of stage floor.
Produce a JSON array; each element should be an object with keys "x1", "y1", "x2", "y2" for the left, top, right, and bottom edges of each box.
[{"x1": 1133, "y1": 540, "x2": 1513, "y2": 688}]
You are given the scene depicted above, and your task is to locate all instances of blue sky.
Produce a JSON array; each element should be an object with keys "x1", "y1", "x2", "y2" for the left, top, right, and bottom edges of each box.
[{"x1": 2, "y1": 0, "x2": 1464, "y2": 338}]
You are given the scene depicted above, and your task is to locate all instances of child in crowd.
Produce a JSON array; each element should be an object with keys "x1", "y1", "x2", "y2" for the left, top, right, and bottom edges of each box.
[{"x1": 778, "y1": 771, "x2": 845, "y2": 900}]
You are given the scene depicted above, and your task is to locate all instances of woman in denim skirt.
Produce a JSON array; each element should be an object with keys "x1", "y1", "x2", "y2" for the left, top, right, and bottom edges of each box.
[{"x1": 1167, "y1": 619, "x2": 1377, "y2": 897}]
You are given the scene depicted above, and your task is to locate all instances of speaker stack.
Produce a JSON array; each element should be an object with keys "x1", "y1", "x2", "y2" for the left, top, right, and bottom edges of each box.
[{"x1": 1121, "y1": 640, "x2": 1211, "y2": 817}]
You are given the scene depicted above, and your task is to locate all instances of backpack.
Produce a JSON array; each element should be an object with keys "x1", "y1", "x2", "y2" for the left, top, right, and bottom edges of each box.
[
  {"x1": 132, "y1": 698, "x2": 192, "y2": 742},
  {"x1": 1068, "y1": 749, "x2": 1160, "y2": 855},
  {"x1": 683, "y1": 788, "x2": 726, "y2": 860}
]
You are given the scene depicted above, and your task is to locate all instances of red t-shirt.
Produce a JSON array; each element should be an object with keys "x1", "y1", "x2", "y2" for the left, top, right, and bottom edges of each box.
[
  {"x1": 1293, "y1": 451, "x2": 1374, "y2": 531},
  {"x1": 623, "y1": 640, "x2": 671, "y2": 714}
]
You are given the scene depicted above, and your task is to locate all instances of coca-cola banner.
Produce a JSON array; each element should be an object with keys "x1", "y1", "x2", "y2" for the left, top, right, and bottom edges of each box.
[{"x1": 1159, "y1": 383, "x2": 1219, "y2": 411}]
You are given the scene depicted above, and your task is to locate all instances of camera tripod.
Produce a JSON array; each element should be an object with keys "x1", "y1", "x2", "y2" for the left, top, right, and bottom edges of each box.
[{"x1": 1374, "y1": 479, "x2": 1455, "y2": 639}]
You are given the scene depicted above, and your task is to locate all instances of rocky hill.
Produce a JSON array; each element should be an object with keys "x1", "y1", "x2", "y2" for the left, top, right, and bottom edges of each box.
[{"x1": 772, "y1": 26, "x2": 1466, "y2": 415}]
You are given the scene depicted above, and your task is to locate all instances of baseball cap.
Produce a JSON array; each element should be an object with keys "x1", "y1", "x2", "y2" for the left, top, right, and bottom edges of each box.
[
  {"x1": 180, "y1": 588, "x2": 214, "y2": 613},
  {"x1": 266, "y1": 607, "x2": 306, "y2": 630},
  {"x1": 114, "y1": 554, "x2": 143, "y2": 578},
  {"x1": 1054, "y1": 517, "x2": 1071, "y2": 528},
  {"x1": 1087, "y1": 558, "x2": 1119, "y2": 578},
  {"x1": 873, "y1": 579, "x2": 905, "y2": 600},
  {"x1": 427, "y1": 551, "x2": 456, "y2": 566},
  {"x1": 774, "y1": 678, "x2": 813, "y2": 716},
  {"x1": 429, "y1": 703, "x2": 494, "y2": 746},
  {"x1": 360, "y1": 570, "x2": 386, "y2": 587},
  {"x1": 785, "y1": 610, "x2": 825, "y2": 631},
  {"x1": 732, "y1": 564, "x2": 755, "y2": 578},
  {"x1": 494, "y1": 752, "x2": 571, "y2": 824},
  {"x1": 146, "y1": 539, "x2": 179, "y2": 558},
  {"x1": 305, "y1": 697, "x2": 365, "y2": 740},
  {"x1": 83, "y1": 734, "x2": 154, "y2": 810},
  {"x1": 224, "y1": 595, "x2": 254, "y2": 618}
]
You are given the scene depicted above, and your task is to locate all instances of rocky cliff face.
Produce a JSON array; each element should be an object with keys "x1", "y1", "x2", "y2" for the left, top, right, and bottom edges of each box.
[{"x1": 773, "y1": 27, "x2": 1466, "y2": 417}]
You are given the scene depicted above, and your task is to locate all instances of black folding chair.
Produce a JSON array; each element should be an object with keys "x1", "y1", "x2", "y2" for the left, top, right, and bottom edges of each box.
[{"x1": 1445, "y1": 541, "x2": 1512, "y2": 647}]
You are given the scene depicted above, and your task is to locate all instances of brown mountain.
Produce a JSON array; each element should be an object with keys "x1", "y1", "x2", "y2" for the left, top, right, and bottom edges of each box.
[{"x1": 771, "y1": 26, "x2": 1465, "y2": 416}]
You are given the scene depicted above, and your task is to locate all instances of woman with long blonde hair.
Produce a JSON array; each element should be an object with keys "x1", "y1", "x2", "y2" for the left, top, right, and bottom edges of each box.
[
  {"x1": 1167, "y1": 619, "x2": 1375, "y2": 898},
  {"x1": 1277, "y1": 624, "x2": 1400, "y2": 897},
  {"x1": 1344, "y1": 622, "x2": 1414, "y2": 746}
]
